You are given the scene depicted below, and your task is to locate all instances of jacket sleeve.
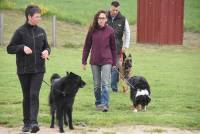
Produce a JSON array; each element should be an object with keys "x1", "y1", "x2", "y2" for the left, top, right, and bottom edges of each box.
[
  {"x1": 123, "y1": 19, "x2": 130, "y2": 48},
  {"x1": 110, "y1": 31, "x2": 117, "y2": 66},
  {"x1": 82, "y1": 31, "x2": 92, "y2": 65},
  {"x1": 42, "y1": 31, "x2": 51, "y2": 55},
  {"x1": 7, "y1": 29, "x2": 25, "y2": 54}
]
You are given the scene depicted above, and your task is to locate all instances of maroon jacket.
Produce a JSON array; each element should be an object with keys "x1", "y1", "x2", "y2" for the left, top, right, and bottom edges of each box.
[{"x1": 82, "y1": 25, "x2": 116, "y2": 66}]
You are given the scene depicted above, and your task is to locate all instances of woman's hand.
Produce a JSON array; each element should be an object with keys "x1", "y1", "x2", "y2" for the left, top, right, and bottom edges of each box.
[
  {"x1": 82, "y1": 64, "x2": 86, "y2": 70},
  {"x1": 122, "y1": 47, "x2": 127, "y2": 53},
  {"x1": 24, "y1": 46, "x2": 32, "y2": 55},
  {"x1": 112, "y1": 66, "x2": 117, "y2": 70},
  {"x1": 41, "y1": 50, "x2": 49, "y2": 60}
]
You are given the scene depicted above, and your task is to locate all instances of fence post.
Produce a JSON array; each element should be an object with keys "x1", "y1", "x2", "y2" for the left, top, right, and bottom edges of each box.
[
  {"x1": 0, "y1": 13, "x2": 3, "y2": 46},
  {"x1": 52, "y1": 16, "x2": 56, "y2": 47}
]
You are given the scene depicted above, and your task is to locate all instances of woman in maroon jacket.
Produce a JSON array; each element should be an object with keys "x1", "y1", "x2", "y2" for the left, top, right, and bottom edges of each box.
[{"x1": 82, "y1": 10, "x2": 116, "y2": 112}]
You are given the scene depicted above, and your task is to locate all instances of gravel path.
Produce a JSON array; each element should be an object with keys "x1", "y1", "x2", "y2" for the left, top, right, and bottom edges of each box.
[{"x1": 0, "y1": 125, "x2": 200, "y2": 134}]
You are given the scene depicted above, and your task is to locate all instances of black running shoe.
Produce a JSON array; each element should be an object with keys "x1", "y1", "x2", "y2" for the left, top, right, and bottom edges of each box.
[
  {"x1": 30, "y1": 124, "x2": 40, "y2": 133},
  {"x1": 22, "y1": 124, "x2": 30, "y2": 132}
]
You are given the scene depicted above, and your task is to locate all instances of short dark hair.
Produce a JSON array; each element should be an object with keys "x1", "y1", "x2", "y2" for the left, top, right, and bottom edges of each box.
[
  {"x1": 111, "y1": 1, "x2": 120, "y2": 7},
  {"x1": 25, "y1": 5, "x2": 41, "y2": 21}
]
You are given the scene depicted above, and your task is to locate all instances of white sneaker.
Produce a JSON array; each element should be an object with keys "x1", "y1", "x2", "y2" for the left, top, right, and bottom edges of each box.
[
  {"x1": 96, "y1": 104, "x2": 104, "y2": 111},
  {"x1": 102, "y1": 105, "x2": 109, "y2": 112}
]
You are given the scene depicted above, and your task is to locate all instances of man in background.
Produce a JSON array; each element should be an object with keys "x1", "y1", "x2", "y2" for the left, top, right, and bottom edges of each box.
[{"x1": 107, "y1": 1, "x2": 131, "y2": 92}]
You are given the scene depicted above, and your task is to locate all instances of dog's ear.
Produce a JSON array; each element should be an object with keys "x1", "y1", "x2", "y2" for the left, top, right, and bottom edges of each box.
[
  {"x1": 128, "y1": 54, "x2": 132, "y2": 58},
  {"x1": 69, "y1": 72, "x2": 77, "y2": 77},
  {"x1": 80, "y1": 79, "x2": 86, "y2": 88},
  {"x1": 66, "y1": 71, "x2": 70, "y2": 76}
]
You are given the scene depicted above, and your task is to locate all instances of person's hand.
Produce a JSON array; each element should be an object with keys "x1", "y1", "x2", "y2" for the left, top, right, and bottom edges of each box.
[
  {"x1": 24, "y1": 46, "x2": 32, "y2": 55},
  {"x1": 41, "y1": 50, "x2": 49, "y2": 60},
  {"x1": 122, "y1": 47, "x2": 127, "y2": 53},
  {"x1": 112, "y1": 66, "x2": 117, "y2": 70},
  {"x1": 82, "y1": 64, "x2": 86, "y2": 70}
]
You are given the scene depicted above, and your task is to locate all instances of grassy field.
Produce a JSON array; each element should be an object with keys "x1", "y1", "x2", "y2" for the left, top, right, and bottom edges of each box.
[
  {"x1": 1, "y1": 0, "x2": 200, "y2": 31},
  {"x1": 184, "y1": 0, "x2": 200, "y2": 31},
  {"x1": 1, "y1": 0, "x2": 136, "y2": 25},
  {"x1": 0, "y1": 10, "x2": 200, "y2": 129},
  {"x1": 0, "y1": 41, "x2": 200, "y2": 129}
]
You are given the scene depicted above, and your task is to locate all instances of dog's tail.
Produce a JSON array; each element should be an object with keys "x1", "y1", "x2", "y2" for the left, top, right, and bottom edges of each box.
[{"x1": 50, "y1": 73, "x2": 60, "y2": 84}]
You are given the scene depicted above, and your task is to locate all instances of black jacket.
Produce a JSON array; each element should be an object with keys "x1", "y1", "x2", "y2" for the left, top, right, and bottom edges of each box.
[
  {"x1": 7, "y1": 23, "x2": 51, "y2": 74},
  {"x1": 108, "y1": 12, "x2": 125, "y2": 54}
]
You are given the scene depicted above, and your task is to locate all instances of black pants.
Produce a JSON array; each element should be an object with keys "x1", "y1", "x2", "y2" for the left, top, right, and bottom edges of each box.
[{"x1": 18, "y1": 73, "x2": 44, "y2": 125}]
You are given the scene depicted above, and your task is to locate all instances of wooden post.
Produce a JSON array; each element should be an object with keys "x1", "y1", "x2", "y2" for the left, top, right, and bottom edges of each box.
[
  {"x1": 52, "y1": 16, "x2": 56, "y2": 47},
  {"x1": 0, "y1": 13, "x2": 3, "y2": 46}
]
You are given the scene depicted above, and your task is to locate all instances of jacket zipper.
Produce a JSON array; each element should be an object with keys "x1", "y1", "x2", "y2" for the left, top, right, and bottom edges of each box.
[{"x1": 31, "y1": 29, "x2": 37, "y2": 68}]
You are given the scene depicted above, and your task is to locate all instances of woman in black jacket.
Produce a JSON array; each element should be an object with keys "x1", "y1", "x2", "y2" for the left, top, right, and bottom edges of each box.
[{"x1": 7, "y1": 5, "x2": 50, "y2": 133}]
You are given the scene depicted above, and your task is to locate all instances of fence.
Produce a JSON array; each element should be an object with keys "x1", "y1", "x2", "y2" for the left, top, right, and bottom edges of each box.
[{"x1": 0, "y1": 13, "x2": 3, "y2": 45}]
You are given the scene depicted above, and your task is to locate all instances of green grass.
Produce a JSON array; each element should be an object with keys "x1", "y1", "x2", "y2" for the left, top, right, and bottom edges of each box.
[
  {"x1": 0, "y1": 40, "x2": 200, "y2": 128},
  {"x1": 185, "y1": 0, "x2": 200, "y2": 31},
  {"x1": 5, "y1": 0, "x2": 137, "y2": 25}
]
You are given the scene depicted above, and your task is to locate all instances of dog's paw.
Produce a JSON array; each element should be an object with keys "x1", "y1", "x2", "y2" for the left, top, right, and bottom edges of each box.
[
  {"x1": 69, "y1": 126, "x2": 74, "y2": 130},
  {"x1": 133, "y1": 109, "x2": 138, "y2": 112},
  {"x1": 50, "y1": 125, "x2": 54, "y2": 128},
  {"x1": 59, "y1": 129, "x2": 65, "y2": 133},
  {"x1": 142, "y1": 106, "x2": 147, "y2": 112},
  {"x1": 122, "y1": 86, "x2": 128, "y2": 93},
  {"x1": 124, "y1": 89, "x2": 129, "y2": 93},
  {"x1": 64, "y1": 121, "x2": 68, "y2": 126}
]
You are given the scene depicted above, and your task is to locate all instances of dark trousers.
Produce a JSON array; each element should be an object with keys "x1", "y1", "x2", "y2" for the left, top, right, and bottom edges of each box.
[{"x1": 18, "y1": 73, "x2": 44, "y2": 125}]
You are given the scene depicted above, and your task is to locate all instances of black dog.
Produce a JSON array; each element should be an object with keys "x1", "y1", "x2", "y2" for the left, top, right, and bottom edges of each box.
[
  {"x1": 49, "y1": 72, "x2": 86, "y2": 133},
  {"x1": 128, "y1": 76, "x2": 151, "y2": 112}
]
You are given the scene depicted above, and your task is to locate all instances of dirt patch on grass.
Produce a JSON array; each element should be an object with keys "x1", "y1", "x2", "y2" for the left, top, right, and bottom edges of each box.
[
  {"x1": 184, "y1": 31, "x2": 200, "y2": 48},
  {"x1": 0, "y1": 125, "x2": 200, "y2": 134}
]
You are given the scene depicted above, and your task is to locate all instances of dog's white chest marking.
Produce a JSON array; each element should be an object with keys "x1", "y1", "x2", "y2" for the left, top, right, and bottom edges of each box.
[{"x1": 136, "y1": 89, "x2": 149, "y2": 97}]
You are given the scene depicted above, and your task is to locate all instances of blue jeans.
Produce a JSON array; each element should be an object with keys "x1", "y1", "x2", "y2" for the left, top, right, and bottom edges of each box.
[
  {"x1": 111, "y1": 55, "x2": 120, "y2": 91},
  {"x1": 91, "y1": 64, "x2": 111, "y2": 106},
  {"x1": 111, "y1": 68, "x2": 119, "y2": 91}
]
